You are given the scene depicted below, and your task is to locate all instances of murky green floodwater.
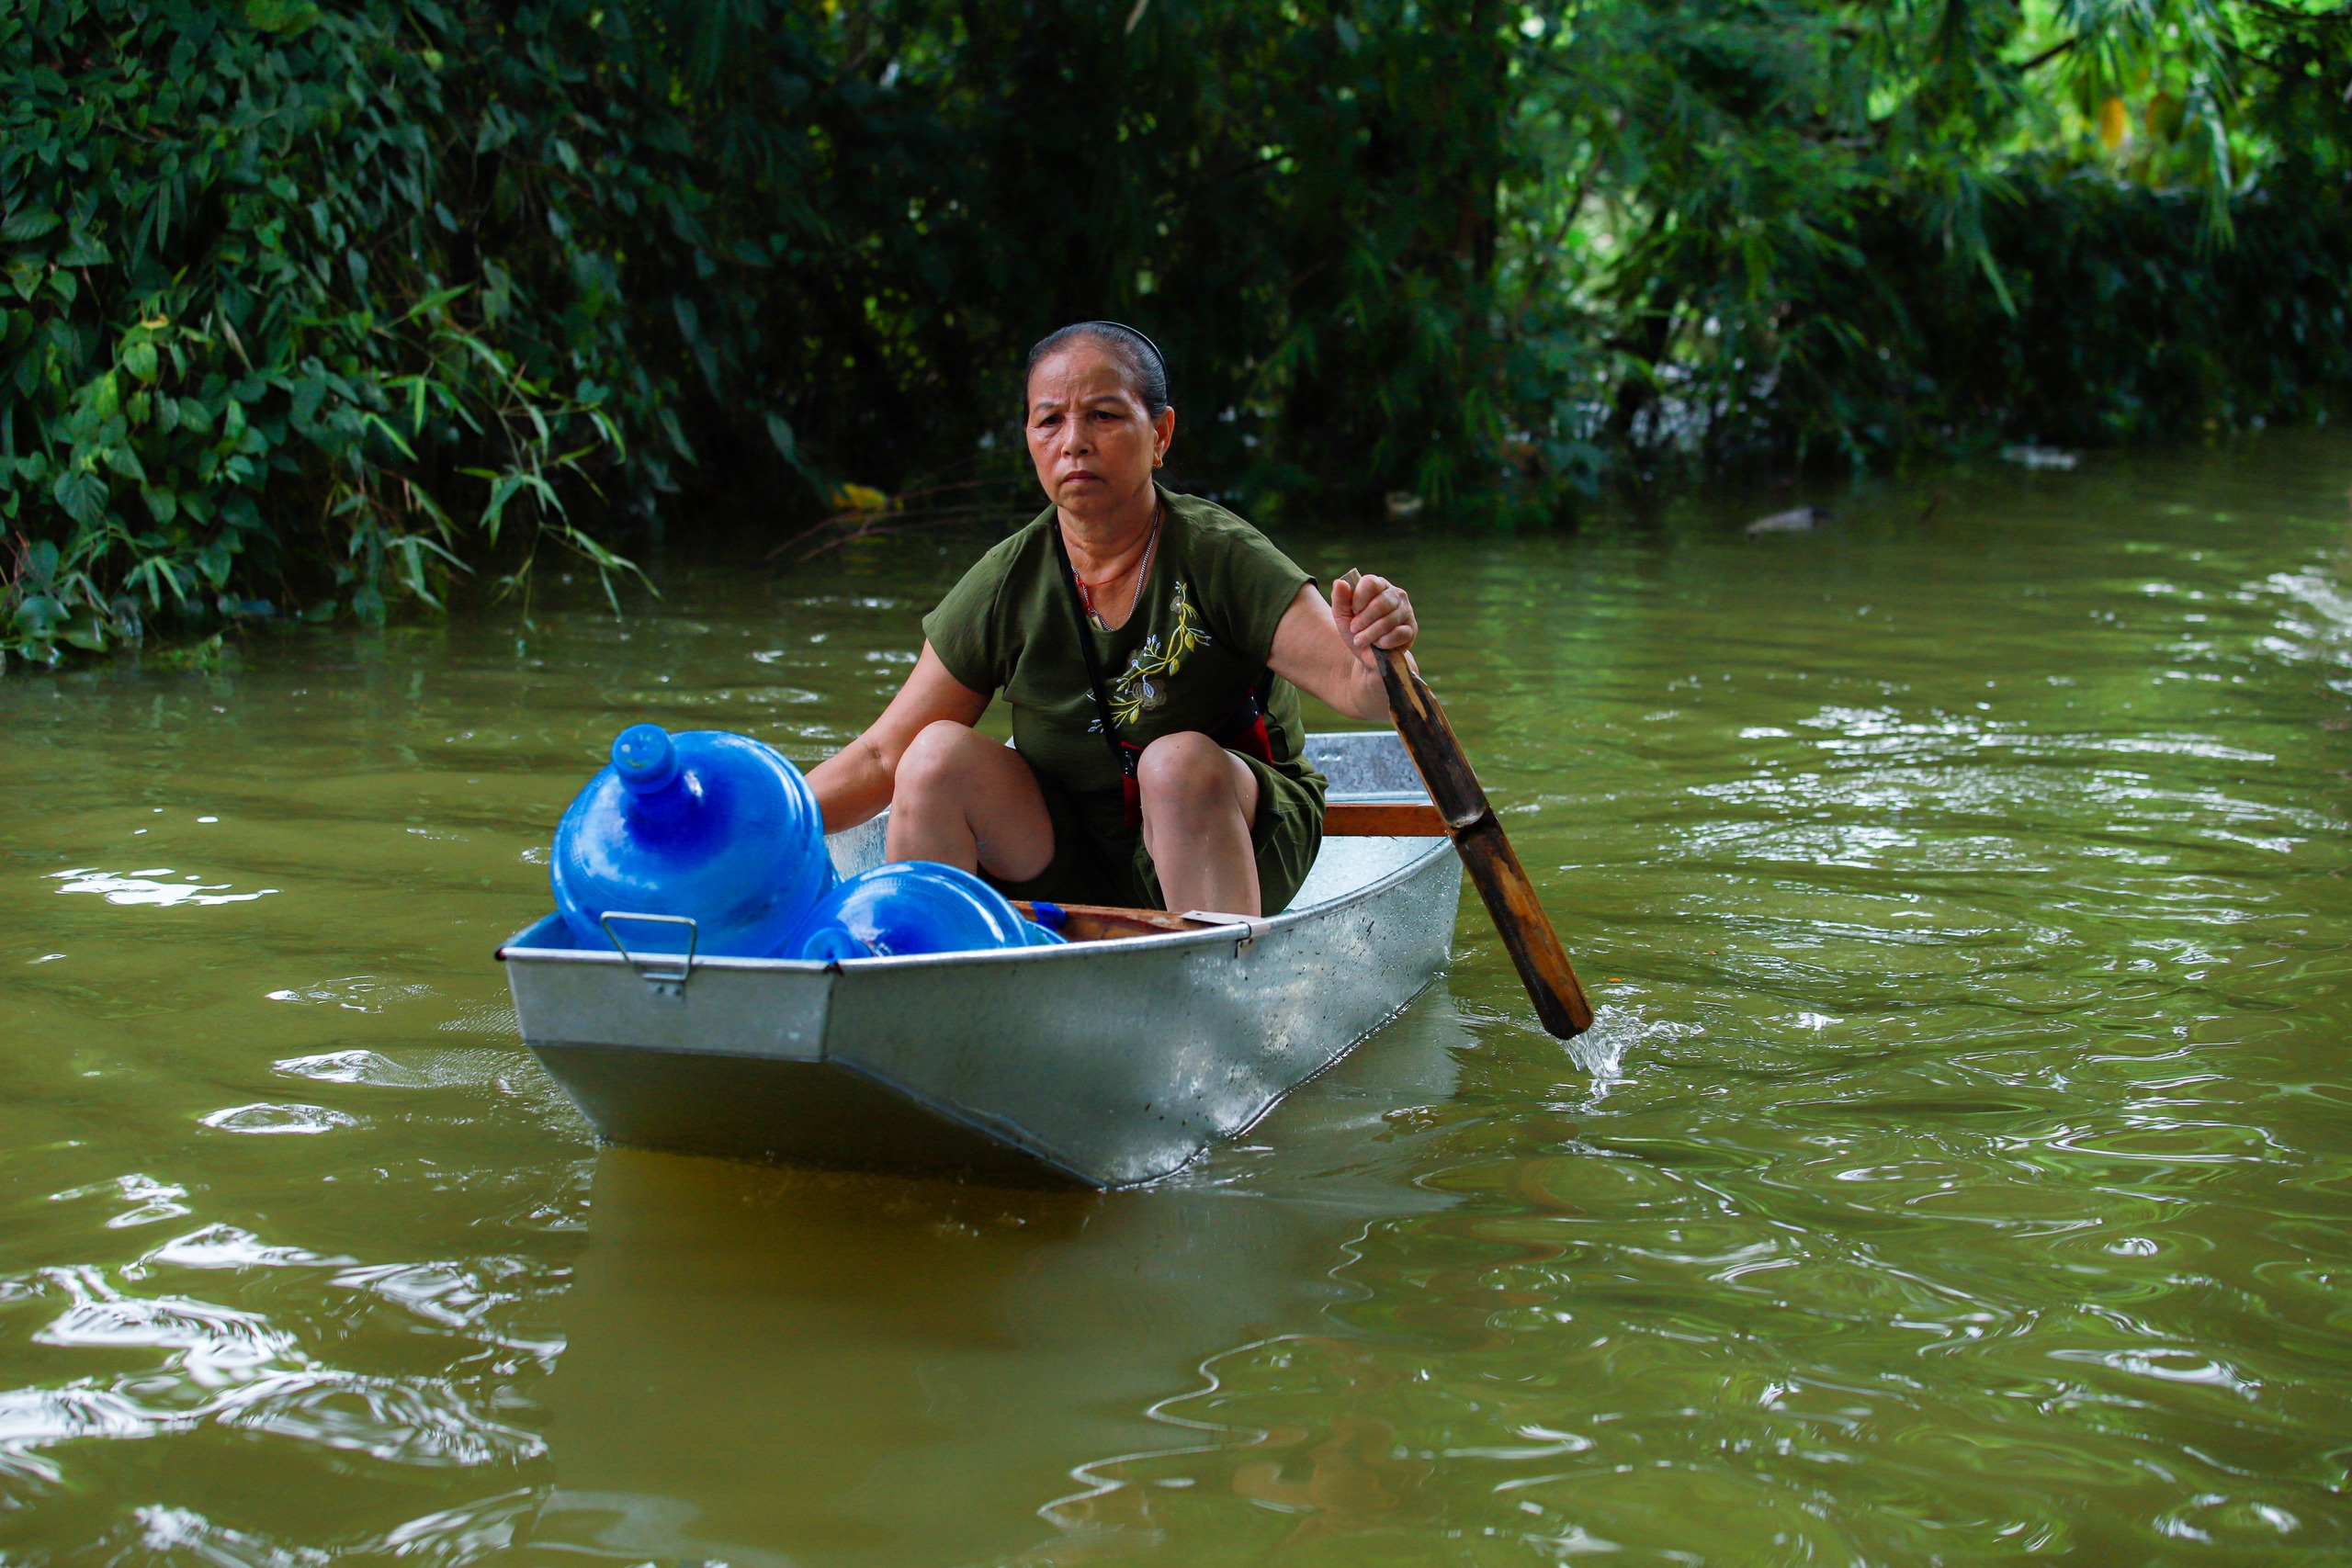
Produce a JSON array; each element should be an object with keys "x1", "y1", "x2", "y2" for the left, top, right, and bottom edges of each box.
[{"x1": 6, "y1": 434, "x2": 2352, "y2": 1565}]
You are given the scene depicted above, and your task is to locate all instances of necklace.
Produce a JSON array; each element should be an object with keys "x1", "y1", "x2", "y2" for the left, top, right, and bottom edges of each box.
[{"x1": 1076, "y1": 502, "x2": 1162, "y2": 632}]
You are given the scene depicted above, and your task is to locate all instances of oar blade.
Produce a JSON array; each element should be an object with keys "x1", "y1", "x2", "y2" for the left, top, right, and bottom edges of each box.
[
  {"x1": 1452, "y1": 816, "x2": 1593, "y2": 1036},
  {"x1": 1344, "y1": 570, "x2": 1593, "y2": 1039}
]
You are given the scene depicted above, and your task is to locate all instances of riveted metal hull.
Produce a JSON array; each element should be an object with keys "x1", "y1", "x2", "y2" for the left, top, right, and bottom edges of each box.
[{"x1": 498, "y1": 732, "x2": 1461, "y2": 1188}]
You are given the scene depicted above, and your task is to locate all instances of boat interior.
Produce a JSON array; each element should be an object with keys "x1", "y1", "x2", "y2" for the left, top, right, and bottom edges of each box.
[
  {"x1": 816, "y1": 728, "x2": 1445, "y2": 942},
  {"x1": 514, "y1": 731, "x2": 1442, "y2": 952}
]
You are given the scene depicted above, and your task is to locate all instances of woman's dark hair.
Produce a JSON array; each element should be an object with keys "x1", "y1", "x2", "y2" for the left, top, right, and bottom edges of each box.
[{"x1": 1024, "y1": 321, "x2": 1170, "y2": 417}]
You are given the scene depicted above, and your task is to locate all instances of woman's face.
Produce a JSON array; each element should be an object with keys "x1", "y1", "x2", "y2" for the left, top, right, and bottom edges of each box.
[{"x1": 1024, "y1": 343, "x2": 1176, "y2": 525}]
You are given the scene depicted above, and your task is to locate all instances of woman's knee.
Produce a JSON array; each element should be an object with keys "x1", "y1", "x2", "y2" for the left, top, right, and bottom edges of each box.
[
  {"x1": 895, "y1": 720, "x2": 981, "y2": 796},
  {"x1": 1137, "y1": 733, "x2": 1242, "y2": 817}
]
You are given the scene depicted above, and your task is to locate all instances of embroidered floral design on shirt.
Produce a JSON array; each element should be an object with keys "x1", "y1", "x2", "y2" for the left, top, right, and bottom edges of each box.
[{"x1": 1099, "y1": 579, "x2": 1209, "y2": 729}]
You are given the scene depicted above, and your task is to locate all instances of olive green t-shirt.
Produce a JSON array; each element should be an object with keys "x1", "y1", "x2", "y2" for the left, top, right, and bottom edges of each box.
[{"x1": 922, "y1": 486, "x2": 1325, "y2": 840}]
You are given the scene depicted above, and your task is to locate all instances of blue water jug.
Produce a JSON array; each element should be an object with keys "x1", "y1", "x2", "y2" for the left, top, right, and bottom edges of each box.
[
  {"x1": 786, "y1": 861, "x2": 1068, "y2": 962},
  {"x1": 553, "y1": 725, "x2": 838, "y2": 957}
]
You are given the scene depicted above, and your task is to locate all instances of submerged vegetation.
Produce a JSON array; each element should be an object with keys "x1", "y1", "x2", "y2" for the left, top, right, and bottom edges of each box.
[{"x1": 3, "y1": 0, "x2": 2348, "y2": 660}]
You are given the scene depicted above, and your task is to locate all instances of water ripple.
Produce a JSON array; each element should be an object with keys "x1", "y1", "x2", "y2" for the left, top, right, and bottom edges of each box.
[{"x1": 198, "y1": 1103, "x2": 367, "y2": 1135}]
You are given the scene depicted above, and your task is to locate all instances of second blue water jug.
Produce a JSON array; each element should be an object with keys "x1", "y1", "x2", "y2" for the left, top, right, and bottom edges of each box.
[
  {"x1": 553, "y1": 725, "x2": 837, "y2": 957},
  {"x1": 786, "y1": 861, "x2": 1067, "y2": 961}
]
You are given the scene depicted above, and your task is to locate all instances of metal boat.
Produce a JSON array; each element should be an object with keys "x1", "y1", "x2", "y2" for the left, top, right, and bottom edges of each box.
[{"x1": 496, "y1": 730, "x2": 1461, "y2": 1187}]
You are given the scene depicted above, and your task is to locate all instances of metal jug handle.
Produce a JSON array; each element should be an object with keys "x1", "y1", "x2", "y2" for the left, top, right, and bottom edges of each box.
[{"x1": 599, "y1": 911, "x2": 698, "y2": 996}]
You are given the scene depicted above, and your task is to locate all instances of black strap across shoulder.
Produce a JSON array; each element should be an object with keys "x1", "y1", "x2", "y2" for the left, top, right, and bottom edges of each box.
[{"x1": 1046, "y1": 520, "x2": 1140, "y2": 785}]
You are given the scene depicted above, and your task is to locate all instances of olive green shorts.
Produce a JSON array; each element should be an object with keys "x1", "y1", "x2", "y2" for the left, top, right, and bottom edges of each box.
[{"x1": 983, "y1": 752, "x2": 1326, "y2": 916}]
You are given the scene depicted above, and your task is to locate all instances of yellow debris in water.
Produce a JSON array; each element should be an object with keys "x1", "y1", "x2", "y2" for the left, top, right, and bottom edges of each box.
[
  {"x1": 831, "y1": 483, "x2": 892, "y2": 513},
  {"x1": 2098, "y1": 96, "x2": 2130, "y2": 150}
]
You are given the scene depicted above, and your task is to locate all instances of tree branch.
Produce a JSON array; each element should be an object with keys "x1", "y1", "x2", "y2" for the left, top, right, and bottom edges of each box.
[{"x1": 2015, "y1": 36, "x2": 2078, "y2": 72}]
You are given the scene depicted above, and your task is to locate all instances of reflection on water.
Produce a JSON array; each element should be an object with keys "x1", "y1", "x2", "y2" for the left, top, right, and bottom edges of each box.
[
  {"x1": 530, "y1": 993, "x2": 1464, "y2": 1565},
  {"x1": 3, "y1": 433, "x2": 2352, "y2": 1562},
  {"x1": 49, "y1": 866, "x2": 280, "y2": 907}
]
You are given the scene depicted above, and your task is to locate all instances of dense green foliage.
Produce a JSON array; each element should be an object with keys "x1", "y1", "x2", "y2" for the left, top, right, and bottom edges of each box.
[{"x1": 5, "y1": 0, "x2": 2349, "y2": 660}]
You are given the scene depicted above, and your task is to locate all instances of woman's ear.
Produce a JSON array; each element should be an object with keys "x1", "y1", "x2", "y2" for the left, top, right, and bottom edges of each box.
[{"x1": 1154, "y1": 406, "x2": 1176, "y2": 467}]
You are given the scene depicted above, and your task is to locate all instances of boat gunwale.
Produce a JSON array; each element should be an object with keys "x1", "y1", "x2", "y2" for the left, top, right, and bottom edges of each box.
[{"x1": 496, "y1": 790, "x2": 1452, "y2": 974}]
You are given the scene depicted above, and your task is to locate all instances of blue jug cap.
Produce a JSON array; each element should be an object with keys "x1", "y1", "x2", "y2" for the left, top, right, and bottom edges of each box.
[{"x1": 612, "y1": 724, "x2": 680, "y2": 794}]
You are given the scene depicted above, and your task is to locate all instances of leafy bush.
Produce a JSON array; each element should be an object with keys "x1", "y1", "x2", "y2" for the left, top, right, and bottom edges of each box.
[
  {"x1": 1815, "y1": 167, "x2": 2352, "y2": 458},
  {"x1": 0, "y1": 0, "x2": 659, "y2": 667},
  {"x1": 1502, "y1": 0, "x2": 2352, "y2": 477},
  {"x1": 5, "y1": 0, "x2": 2349, "y2": 666}
]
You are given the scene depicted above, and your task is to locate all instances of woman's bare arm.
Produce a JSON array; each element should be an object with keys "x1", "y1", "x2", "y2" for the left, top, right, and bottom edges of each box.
[
  {"x1": 1267, "y1": 575, "x2": 1417, "y2": 723},
  {"x1": 805, "y1": 643, "x2": 990, "y2": 831}
]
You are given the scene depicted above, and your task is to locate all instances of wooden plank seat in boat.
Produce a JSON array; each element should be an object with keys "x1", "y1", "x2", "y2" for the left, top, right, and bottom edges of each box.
[{"x1": 1012, "y1": 799, "x2": 1444, "y2": 942}]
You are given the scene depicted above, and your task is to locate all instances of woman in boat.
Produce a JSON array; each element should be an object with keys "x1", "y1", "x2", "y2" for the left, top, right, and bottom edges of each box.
[{"x1": 805, "y1": 321, "x2": 1418, "y2": 919}]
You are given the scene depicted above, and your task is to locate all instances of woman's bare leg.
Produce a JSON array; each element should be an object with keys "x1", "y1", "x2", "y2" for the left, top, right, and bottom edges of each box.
[
  {"x1": 885, "y1": 722, "x2": 1057, "y2": 881},
  {"x1": 1137, "y1": 733, "x2": 1261, "y2": 915}
]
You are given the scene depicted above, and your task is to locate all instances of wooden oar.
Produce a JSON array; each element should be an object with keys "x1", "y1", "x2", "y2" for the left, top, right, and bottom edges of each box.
[{"x1": 1341, "y1": 570, "x2": 1593, "y2": 1038}]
